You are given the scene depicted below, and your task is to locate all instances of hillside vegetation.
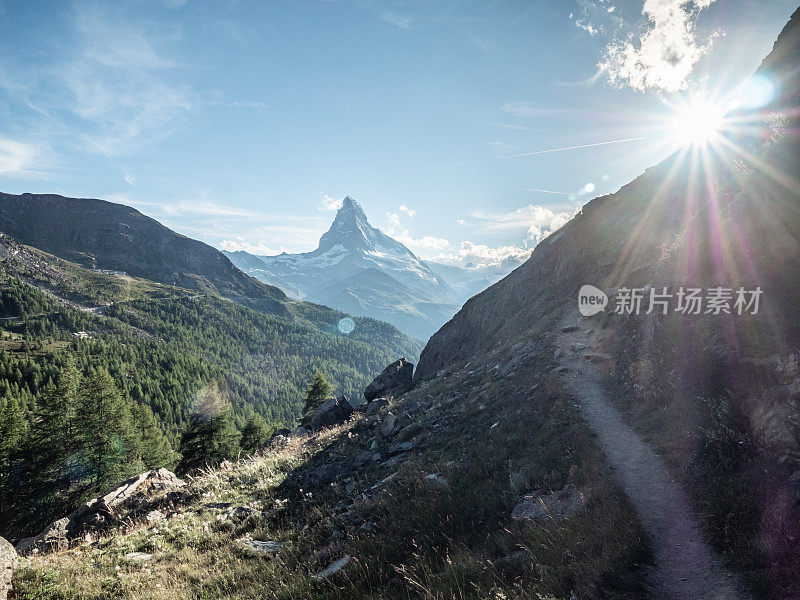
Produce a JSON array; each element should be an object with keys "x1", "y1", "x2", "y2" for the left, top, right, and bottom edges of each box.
[{"x1": 0, "y1": 233, "x2": 421, "y2": 543}]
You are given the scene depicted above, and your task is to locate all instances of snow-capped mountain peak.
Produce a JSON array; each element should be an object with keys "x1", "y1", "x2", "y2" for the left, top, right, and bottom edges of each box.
[{"x1": 224, "y1": 196, "x2": 518, "y2": 339}]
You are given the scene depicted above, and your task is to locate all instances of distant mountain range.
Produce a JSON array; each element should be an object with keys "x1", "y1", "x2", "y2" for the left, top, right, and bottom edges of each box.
[{"x1": 224, "y1": 197, "x2": 523, "y2": 339}]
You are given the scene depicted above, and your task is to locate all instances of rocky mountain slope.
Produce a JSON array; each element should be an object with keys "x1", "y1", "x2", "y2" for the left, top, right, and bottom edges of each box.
[
  {"x1": 0, "y1": 193, "x2": 284, "y2": 304},
  {"x1": 225, "y1": 197, "x2": 520, "y2": 340}
]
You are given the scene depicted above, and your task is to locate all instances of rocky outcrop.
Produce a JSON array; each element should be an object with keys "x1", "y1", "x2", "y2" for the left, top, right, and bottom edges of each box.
[
  {"x1": 0, "y1": 536, "x2": 15, "y2": 600},
  {"x1": 16, "y1": 468, "x2": 186, "y2": 555},
  {"x1": 511, "y1": 487, "x2": 584, "y2": 523},
  {"x1": 310, "y1": 396, "x2": 354, "y2": 430},
  {"x1": 364, "y1": 358, "x2": 414, "y2": 402}
]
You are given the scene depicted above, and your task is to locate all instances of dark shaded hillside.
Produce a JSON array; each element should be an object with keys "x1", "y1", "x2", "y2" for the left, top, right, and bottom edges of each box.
[{"x1": 0, "y1": 193, "x2": 285, "y2": 302}]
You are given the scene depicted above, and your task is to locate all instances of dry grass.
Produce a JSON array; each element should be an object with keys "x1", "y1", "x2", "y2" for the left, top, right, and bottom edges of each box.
[{"x1": 12, "y1": 349, "x2": 650, "y2": 600}]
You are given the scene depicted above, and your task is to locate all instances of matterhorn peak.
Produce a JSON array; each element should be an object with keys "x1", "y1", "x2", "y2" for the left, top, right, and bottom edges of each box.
[{"x1": 318, "y1": 196, "x2": 377, "y2": 251}]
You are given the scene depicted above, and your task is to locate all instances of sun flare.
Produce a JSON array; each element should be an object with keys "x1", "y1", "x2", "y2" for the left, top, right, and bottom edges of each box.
[{"x1": 670, "y1": 98, "x2": 726, "y2": 147}]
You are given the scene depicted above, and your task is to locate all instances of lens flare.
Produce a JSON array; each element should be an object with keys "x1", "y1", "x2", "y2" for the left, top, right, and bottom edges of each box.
[
  {"x1": 670, "y1": 98, "x2": 726, "y2": 147},
  {"x1": 737, "y1": 73, "x2": 777, "y2": 110},
  {"x1": 338, "y1": 317, "x2": 355, "y2": 334}
]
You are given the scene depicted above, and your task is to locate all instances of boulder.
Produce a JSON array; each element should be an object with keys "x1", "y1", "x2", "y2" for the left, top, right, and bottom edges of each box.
[
  {"x1": 364, "y1": 358, "x2": 414, "y2": 402},
  {"x1": 0, "y1": 536, "x2": 15, "y2": 600},
  {"x1": 16, "y1": 468, "x2": 186, "y2": 555},
  {"x1": 380, "y1": 412, "x2": 399, "y2": 438},
  {"x1": 238, "y1": 539, "x2": 283, "y2": 553},
  {"x1": 387, "y1": 440, "x2": 415, "y2": 456},
  {"x1": 511, "y1": 486, "x2": 584, "y2": 523},
  {"x1": 365, "y1": 398, "x2": 389, "y2": 416},
  {"x1": 310, "y1": 396, "x2": 354, "y2": 430}
]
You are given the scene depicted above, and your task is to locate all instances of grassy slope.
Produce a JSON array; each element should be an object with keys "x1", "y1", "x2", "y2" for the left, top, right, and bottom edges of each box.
[{"x1": 12, "y1": 306, "x2": 649, "y2": 600}]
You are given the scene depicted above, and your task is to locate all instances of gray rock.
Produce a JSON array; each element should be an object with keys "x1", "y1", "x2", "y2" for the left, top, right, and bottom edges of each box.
[
  {"x1": 312, "y1": 555, "x2": 351, "y2": 580},
  {"x1": 380, "y1": 412, "x2": 398, "y2": 438},
  {"x1": 511, "y1": 486, "x2": 584, "y2": 523},
  {"x1": 16, "y1": 468, "x2": 186, "y2": 556},
  {"x1": 0, "y1": 536, "x2": 16, "y2": 600},
  {"x1": 124, "y1": 552, "x2": 154, "y2": 563},
  {"x1": 387, "y1": 440, "x2": 415, "y2": 456},
  {"x1": 331, "y1": 530, "x2": 345, "y2": 540},
  {"x1": 346, "y1": 395, "x2": 368, "y2": 410},
  {"x1": 240, "y1": 539, "x2": 283, "y2": 553},
  {"x1": 364, "y1": 358, "x2": 414, "y2": 402},
  {"x1": 293, "y1": 426, "x2": 311, "y2": 436},
  {"x1": 310, "y1": 396, "x2": 354, "y2": 431},
  {"x1": 366, "y1": 398, "x2": 389, "y2": 416}
]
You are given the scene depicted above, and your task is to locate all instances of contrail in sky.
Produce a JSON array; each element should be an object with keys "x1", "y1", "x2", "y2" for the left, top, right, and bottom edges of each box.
[
  {"x1": 512, "y1": 188, "x2": 571, "y2": 195},
  {"x1": 396, "y1": 136, "x2": 647, "y2": 174}
]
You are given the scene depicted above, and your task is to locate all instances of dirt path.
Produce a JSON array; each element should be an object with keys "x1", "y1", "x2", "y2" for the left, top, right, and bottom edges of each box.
[{"x1": 556, "y1": 312, "x2": 748, "y2": 600}]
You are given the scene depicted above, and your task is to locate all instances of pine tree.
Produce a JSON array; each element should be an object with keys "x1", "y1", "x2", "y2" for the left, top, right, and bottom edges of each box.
[
  {"x1": 34, "y1": 358, "x2": 81, "y2": 489},
  {"x1": 132, "y1": 403, "x2": 176, "y2": 469},
  {"x1": 240, "y1": 413, "x2": 271, "y2": 454},
  {"x1": 302, "y1": 370, "x2": 332, "y2": 422},
  {"x1": 0, "y1": 396, "x2": 27, "y2": 494},
  {"x1": 177, "y1": 382, "x2": 240, "y2": 473},
  {"x1": 76, "y1": 368, "x2": 140, "y2": 490}
]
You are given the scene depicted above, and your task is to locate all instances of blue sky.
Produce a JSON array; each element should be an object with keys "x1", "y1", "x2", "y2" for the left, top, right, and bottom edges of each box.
[{"x1": 0, "y1": 0, "x2": 796, "y2": 266}]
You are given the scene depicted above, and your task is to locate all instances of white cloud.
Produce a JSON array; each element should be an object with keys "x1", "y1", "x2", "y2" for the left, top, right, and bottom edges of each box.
[
  {"x1": 569, "y1": 0, "x2": 624, "y2": 41},
  {"x1": 384, "y1": 204, "x2": 444, "y2": 253},
  {"x1": 470, "y1": 204, "x2": 577, "y2": 239},
  {"x1": 320, "y1": 194, "x2": 344, "y2": 211},
  {"x1": 0, "y1": 5, "x2": 260, "y2": 160},
  {"x1": 468, "y1": 35, "x2": 492, "y2": 51},
  {"x1": 124, "y1": 171, "x2": 135, "y2": 185},
  {"x1": 398, "y1": 205, "x2": 416, "y2": 217},
  {"x1": 430, "y1": 241, "x2": 531, "y2": 269},
  {"x1": 219, "y1": 238, "x2": 281, "y2": 256},
  {"x1": 526, "y1": 210, "x2": 574, "y2": 245},
  {"x1": 392, "y1": 230, "x2": 449, "y2": 252},
  {"x1": 598, "y1": 0, "x2": 718, "y2": 92},
  {"x1": 0, "y1": 137, "x2": 39, "y2": 176},
  {"x1": 53, "y1": 6, "x2": 198, "y2": 155},
  {"x1": 501, "y1": 101, "x2": 567, "y2": 118},
  {"x1": 381, "y1": 10, "x2": 413, "y2": 29}
]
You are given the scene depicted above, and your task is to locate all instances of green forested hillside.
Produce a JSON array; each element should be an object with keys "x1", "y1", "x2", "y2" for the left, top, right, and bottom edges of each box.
[{"x1": 0, "y1": 235, "x2": 422, "y2": 541}]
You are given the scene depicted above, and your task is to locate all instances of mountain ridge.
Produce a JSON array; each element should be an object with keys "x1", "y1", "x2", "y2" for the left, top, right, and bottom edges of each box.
[{"x1": 0, "y1": 192, "x2": 286, "y2": 305}]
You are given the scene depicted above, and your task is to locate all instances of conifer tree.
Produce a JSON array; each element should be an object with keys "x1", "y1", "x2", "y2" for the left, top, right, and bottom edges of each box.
[
  {"x1": 0, "y1": 396, "x2": 27, "y2": 494},
  {"x1": 132, "y1": 403, "x2": 176, "y2": 469},
  {"x1": 240, "y1": 413, "x2": 271, "y2": 454},
  {"x1": 76, "y1": 368, "x2": 140, "y2": 490},
  {"x1": 302, "y1": 370, "x2": 332, "y2": 421},
  {"x1": 177, "y1": 382, "x2": 240, "y2": 473},
  {"x1": 35, "y1": 358, "x2": 81, "y2": 487}
]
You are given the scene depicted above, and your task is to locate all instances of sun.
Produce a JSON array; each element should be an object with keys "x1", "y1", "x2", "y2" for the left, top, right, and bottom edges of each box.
[{"x1": 670, "y1": 98, "x2": 726, "y2": 147}]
